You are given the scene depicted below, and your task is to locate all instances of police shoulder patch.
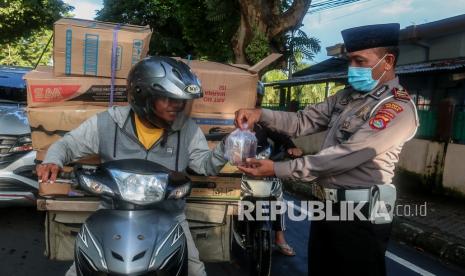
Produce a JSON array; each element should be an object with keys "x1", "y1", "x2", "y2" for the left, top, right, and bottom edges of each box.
[
  {"x1": 376, "y1": 109, "x2": 396, "y2": 119},
  {"x1": 382, "y1": 102, "x2": 403, "y2": 113},
  {"x1": 393, "y1": 87, "x2": 410, "y2": 101},
  {"x1": 374, "y1": 113, "x2": 391, "y2": 124},
  {"x1": 369, "y1": 117, "x2": 387, "y2": 130}
]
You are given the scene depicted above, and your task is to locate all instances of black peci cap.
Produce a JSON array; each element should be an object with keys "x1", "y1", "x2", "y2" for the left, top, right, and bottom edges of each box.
[{"x1": 341, "y1": 23, "x2": 400, "y2": 53}]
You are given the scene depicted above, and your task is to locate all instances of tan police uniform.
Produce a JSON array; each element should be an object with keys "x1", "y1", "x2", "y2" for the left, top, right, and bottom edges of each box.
[
  {"x1": 258, "y1": 76, "x2": 418, "y2": 276},
  {"x1": 259, "y1": 76, "x2": 418, "y2": 189},
  {"x1": 259, "y1": 22, "x2": 414, "y2": 276}
]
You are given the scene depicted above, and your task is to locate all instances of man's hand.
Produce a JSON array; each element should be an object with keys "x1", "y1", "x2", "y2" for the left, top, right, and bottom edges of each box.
[
  {"x1": 237, "y1": 158, "x2": 275, "y2": 177},
  {"x1": 234, "y1": 108, "x2": 262, "y2": 129},
  {"x1": 287, "y1": 147, "x2": 303, "y2": 158},
  {"x1": 36, "y1": 163, "x2": 61, "y2": 184}
]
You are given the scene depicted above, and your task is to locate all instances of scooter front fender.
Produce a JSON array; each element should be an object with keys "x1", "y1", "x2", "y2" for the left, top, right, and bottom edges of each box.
[{"x1": 75, "y1": 209, "x2": 187, "y2": 275}]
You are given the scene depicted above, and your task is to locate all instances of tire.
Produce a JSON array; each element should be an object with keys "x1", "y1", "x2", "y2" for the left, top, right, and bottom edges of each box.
[{"x1": 250, "y1": 229, "x2": 272, "y2": 276}]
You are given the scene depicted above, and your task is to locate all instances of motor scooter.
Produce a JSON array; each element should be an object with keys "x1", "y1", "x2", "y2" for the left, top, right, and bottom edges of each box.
[
  {"x1": 73, "y1": 159, "x2": 192, "y2": 276},
  {"x1": 232, "y1": 147, "x2": 283, "y2": 276}
]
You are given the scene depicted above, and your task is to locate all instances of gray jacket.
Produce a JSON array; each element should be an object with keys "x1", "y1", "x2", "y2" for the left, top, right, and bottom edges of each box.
[{"x1": 44, "y1": 105, "x2": 227, "y2": 217}]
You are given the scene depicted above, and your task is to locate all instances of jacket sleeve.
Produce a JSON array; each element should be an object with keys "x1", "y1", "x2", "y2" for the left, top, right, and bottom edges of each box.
[
  {"x1": 186, "y1": 121, "x2": 228, "y2": 176},
  {"x1": 273, "y1": 101, "x2": 418, "y2": 181},
  {"x1": 42, "y1": 115, "x2": 100, "y2": 168},
  {"x1": 259, "y1": 93, "x2": 338, "y2": 138}
]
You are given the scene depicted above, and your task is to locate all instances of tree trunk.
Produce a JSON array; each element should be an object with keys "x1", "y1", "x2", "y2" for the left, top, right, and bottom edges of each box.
[
  {"x1": 231, "y1": 0, "x2": 312, "y2": 65},
  {"x1": 231, "y1": 13, "x2": 250, "y2": 64},
  {"x1": 268, "y1": 0, "x2": 311, "y2": 38},
  {"x1": 232, "y1": 0, "x2": 265, "y2": 64}
]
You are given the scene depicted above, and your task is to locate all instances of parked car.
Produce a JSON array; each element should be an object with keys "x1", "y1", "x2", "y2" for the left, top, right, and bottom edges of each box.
[{"x1": 0, "y1": 66, "x2": 37, "y2": 206}]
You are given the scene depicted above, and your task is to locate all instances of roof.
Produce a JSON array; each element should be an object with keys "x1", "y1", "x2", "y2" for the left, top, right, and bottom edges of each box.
[
  {"x1": 0, "y1": 66, "x2": 31, "y2": 89},
  {"x1": 396, "y1": 58, "x2": 465, "y2": 74},
  {"x1": 266, "y1": 58, "x2": 465, "y2": 87},
  {"x1": 325, "y1": 14, "x2": 465, "y2": 58},
  {"x1": 400, "y1": 13, "x2": 465, "y2": 42},
  {"x1": 292, "y1": 57, "x2": 346, "y2": 77}
]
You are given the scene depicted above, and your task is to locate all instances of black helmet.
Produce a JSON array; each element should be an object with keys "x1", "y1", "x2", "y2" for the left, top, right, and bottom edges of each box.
[{"x1": 127, "y1": 56, "x2": 202, "y2": 128}]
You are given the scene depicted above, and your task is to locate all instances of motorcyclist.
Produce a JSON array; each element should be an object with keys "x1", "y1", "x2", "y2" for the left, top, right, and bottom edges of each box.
[
  {"x1": 36, "y1": 56, "x2": 228, "y2": 276},
  {"x1": 254, "y1": 81, "x2": 300, "y2": 256}
]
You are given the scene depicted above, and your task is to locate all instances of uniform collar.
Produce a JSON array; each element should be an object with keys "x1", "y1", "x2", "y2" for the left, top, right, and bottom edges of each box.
[{"x1": 350, "y1": 76, "x2": 400, "y2": 100}]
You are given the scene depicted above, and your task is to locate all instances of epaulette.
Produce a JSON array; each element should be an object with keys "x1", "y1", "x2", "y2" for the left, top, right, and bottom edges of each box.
[{"x1": 392, "y1": 87, "x2": 410, "y2": 101}]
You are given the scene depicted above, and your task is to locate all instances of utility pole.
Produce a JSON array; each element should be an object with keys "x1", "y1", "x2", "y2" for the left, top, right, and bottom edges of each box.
[{"x1": 324, "y1": 81, "x2": 330, "y2": 98}]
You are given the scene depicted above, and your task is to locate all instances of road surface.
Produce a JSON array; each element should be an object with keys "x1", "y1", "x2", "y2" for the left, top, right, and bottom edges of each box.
[{"x1": 0, "y1": 197, "x2": 464, "y2": 276}]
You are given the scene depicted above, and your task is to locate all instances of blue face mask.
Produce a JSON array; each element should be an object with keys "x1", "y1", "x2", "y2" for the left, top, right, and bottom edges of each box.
[{"x1": 348, "y1": 55, "x2": 387, "y2": 92}]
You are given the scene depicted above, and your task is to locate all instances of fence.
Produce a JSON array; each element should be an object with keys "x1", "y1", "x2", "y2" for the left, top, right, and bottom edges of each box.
[
  {"x1": 416, "y1": 108, "x2": 437, "y2": 139},
  {"x1": 261, "y1": 101, "x2": 317, "y2": 111},
  {"x1": 453, "y1": 107, "x2": 465, "y2": 143}
]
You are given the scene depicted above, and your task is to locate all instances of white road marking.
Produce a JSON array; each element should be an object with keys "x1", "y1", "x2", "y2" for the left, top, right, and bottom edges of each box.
[
  {"x1": 286, "y1": 199, "x2": 309, "y2": 217},
  {"x1": 385, "y1": 251, "x2": 436, "y2": 276},
  {"x1": 285, "y1": 199, "x2": 436, "y2": 276}
]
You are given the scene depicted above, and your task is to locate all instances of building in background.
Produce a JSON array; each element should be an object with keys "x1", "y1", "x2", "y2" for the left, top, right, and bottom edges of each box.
[
  {"x1": 269, "y1": 13, "x2": 465, "y2": 144},
  {"x1": 267, "y1": 14, "x2": 465, "y2": 196}
]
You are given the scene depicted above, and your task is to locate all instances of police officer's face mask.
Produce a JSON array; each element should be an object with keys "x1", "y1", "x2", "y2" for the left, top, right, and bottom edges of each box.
[{"x1": 348, "y1": 54, "x2": 387, "y2": 92}]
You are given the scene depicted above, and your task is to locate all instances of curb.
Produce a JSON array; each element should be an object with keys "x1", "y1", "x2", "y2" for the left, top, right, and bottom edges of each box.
[
  {"x1": 392, "y1": 219, "x2": 465, "y2": 268},
  {"x1": 283, "y1": 181, "x2": 465, "y2": 269}
]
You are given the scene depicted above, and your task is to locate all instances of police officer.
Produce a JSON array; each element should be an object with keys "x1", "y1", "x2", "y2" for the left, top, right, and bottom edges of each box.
[{"x1": 234, "y1": 23, "x2": 418, "y2": 275}]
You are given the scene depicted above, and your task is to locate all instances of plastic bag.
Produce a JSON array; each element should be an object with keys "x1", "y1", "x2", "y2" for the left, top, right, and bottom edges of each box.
[{"x1": 224, "y1": 126, "x2": 257, "y2": 166}]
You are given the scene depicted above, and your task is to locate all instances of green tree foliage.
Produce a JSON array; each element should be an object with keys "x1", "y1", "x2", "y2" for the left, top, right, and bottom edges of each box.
[
  {"x1": 245, "y1": 28, "x2": 270, "y2": 64},
  {"x1": 261, "y1": 69, "x2": 288, "y2": 104},
  {"x1": 173, "y1": 0, "x2": 239, "y2": 61},
  {"x1": 0, "y1": 28, "x2": 53, "y2": 67},
  {"x1": 261, "y1": 54, "x2": 344, "y2": 107},
  {"x1": 96, "y1": 0, "x2": 318, "y2": 65},
  {"x1": 285, "y1": 29, "x2": 321, "y2": 72},
  {"x1": 96, "y1": 0, "x2": 239, "y2": 61},
  {"x1": 0, "y1": 0, "x2": 72, "y2": 44}
]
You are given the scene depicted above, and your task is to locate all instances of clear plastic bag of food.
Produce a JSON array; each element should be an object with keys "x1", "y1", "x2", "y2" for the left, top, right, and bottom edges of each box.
[{"x1": 224, "y1": 126, "x2": 257, "y2": 166}]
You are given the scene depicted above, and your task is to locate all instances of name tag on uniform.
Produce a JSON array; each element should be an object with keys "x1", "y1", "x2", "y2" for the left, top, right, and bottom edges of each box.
[{"x1": 166, "y1": 147, "x2": 173, "y2": 154}]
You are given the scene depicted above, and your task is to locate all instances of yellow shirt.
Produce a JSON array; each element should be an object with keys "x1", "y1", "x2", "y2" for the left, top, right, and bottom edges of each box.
[{"x1": 134, "y1": 115, "x2": 164, "y2": 150}]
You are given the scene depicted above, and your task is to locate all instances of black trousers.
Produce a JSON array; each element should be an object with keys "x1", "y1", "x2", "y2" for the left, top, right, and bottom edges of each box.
[
  {"x1": 272, "y1": 212, "x2": 285, "y2": 232},
  {"x1": 308, "y1": 202, "x2": 392, "y2": 276}
]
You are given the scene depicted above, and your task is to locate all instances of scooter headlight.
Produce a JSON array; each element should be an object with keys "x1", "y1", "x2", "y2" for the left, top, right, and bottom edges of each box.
[{"x1": 110, "y1": 170, "x2": 168, "y2": 205}]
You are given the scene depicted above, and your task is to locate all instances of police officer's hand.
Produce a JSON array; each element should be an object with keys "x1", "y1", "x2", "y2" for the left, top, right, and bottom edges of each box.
[
  {"x1": 36, "y1": 163, "x2": 61, "y2": 184},
  {"x1": 237, "y1": 158, "x2": 275, "y2": 177},
  {"x1": 287, "y1": 147, "x2": 303, "y2": 158},
  {"x1": 234, "y1": 108, "x2": 262, "y2": 129}
]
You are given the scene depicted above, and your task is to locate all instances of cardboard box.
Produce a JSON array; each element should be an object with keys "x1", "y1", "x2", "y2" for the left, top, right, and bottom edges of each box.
[
  {"x1": 186, "y1": 202, "x2": 234, "y2": 262},
  {"x1": 53, "y1": 18, "x2": 151, "y2": 79},
  {"x1": 188, "y1": 175, "x2": 241, "y2": 200},
  {"x1": 190, "y1": 112, "x2": 236, "y2": 135},
  {"x1": 37, "y1": 198, "x2": 236, "y2": 262},
  {"x1": 179, "y1": 53, "x2": 282, "y2": 114},
  {"x1": 36, "y1": 149, "x2": 101, "y2": 165},
  {"x1": 24, "y1": 66, "x2": 128, "y2": 107},
  {"x1": 28, "y1": 105, "x2": 108, "y2": 150},
  {"x1": 187, "y1": 60, "x2": 257, "y2": 114},
  {"x1": 39, "y1": 181, "x2": 71, "y2": 197}
]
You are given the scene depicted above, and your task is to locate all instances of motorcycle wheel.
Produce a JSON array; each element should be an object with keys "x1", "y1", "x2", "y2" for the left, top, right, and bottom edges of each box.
[{"x1": 250, "y1": 229, "x2": 272, "y2": 276}]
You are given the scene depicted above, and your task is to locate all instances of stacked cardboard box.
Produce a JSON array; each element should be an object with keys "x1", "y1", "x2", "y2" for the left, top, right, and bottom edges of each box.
[
  {"x1": 53, "y1": 18, "x2": 152, "y2": 78},
  {"x1": 25, "y1": 18, "x2": 152, "y2": 162},
  {"x1": 181, "y1": 53, "x2": 282, "y2": 136}
]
